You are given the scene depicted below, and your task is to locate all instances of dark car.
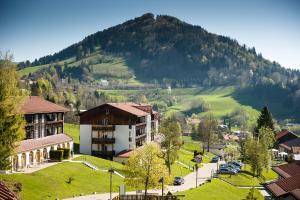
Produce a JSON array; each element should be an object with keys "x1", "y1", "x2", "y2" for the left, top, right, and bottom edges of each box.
[
  {"x1": 211, "y1": 156, "x2": 219, "y2": 163},
  {"x1": 174, "y1": 176, "x2": 185, "y2": 185},
  {"x1": 218, "y1": 168, "x2": 238, "y2": 174},
  {"x1": 228, "y1": 161, "x2": 243, "y2": 168}
]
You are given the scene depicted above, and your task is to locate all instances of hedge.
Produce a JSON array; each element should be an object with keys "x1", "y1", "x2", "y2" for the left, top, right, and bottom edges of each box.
[
  {"x1": 58, "y1": 148, "x2": 71, "y2": 159},
  {"x1": 49, "y1": 150, "x2": 64, "y2": 161}
]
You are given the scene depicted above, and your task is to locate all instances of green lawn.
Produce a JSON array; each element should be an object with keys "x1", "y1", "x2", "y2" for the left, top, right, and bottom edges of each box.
[
  {"x1": 65, "y1": 123, "x2": 80, "y2": 153},
  {"x1": 176, "y1": 179, "x2": 264, "y2": 200},
  {"x1": 243, "y1": 164, "x2": 278, "y2": 181},
  {"x1": 219, "y1": 164, "x2": 278, "y2": 187},
  {"x1": 219, "y1": 173, "x2": 261, "y2": 187},
  {"x1": 0, "y1": 162, "x2": 125, "y2": 200},
  {"x1": 165, "y1": 87, "x2": 260, "y2": 125}
]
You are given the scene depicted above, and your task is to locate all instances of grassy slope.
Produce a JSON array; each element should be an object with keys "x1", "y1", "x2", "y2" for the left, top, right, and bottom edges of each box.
[
  {"x1": 18, "y1": 50, "x2": 142, "y2": 85},
  {"x1": 166, "y1": 87, "x2": 259, "y2": 125},
  {"x1": 0, "y1": 162, "x2": 125, "y2": 200},
  {"x1": 176, "y1": 179, "x2": 264, "y2": 200}
]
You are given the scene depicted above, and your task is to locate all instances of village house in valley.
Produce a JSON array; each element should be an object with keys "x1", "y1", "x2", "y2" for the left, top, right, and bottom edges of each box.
[
  {"x1": 6, "y1": 96, "x2": 73, "y2": 173},
  {"x1": 79, "y1": 102, "x2": 159, "y2": 159}
]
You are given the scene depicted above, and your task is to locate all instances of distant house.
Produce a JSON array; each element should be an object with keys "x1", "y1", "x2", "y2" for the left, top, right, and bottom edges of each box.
[
  {"x1": 279, "y1": 138, "x2": 300, "y2": 161},
  {"x1": 276, "y1": 130, "x2": 298, "y2": 144},
  {"x1": 79, "y1": 102, "x2": 159, "y2": 159},
  {"x1": 202, "y1": 143, "x2": 225, "y2": 156},
  {"x1": 265, "y1": 162, "x2": 300, "y2": 199},
  {"x1": 223, "y1": 134, "x2": 239, "y2": 142}
]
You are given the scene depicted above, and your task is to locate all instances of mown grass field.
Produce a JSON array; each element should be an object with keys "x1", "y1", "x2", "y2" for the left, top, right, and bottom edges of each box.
[
  {"x1": 165, "y1": 87, "x2": 260, "y2": 125},
  {"x1": 0, "y1": 161, "x2": 125, "y2": 200},
  {"x1": 176, "y1": 179, "x2": 264, "y2": 200}
]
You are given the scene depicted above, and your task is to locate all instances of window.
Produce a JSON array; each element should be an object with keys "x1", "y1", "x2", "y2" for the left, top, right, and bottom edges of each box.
[
  {"x1": 102, "y1": 118, "x2": 108, "y2": 125},
  {"x1": 105, "y1": 109, "x2": 110, "y2": 115},
  {"x1": 129, "y1": 125, "x2": 132, "y2": 129}
]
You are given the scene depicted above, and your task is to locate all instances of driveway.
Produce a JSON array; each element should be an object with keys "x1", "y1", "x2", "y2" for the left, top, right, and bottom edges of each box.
[{"x1": 64, "y1": 162, "x2": 219, "y2": 200}]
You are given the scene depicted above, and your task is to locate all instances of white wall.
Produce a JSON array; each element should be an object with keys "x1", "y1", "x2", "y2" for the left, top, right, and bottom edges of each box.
[
  {"x1": 146, "y1": 114, "x2": 151, "y2": 142},
  {"x1": 114, "y1": 125, "x2": 135, "y2": 153},
  {"x1": 80, "y1": 125, "x2": 92, "y2": 154}
]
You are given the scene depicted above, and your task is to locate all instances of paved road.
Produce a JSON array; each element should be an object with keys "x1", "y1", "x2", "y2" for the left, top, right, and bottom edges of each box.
[{"x1": 64, "y1": 163, "x2": 219, "y2": 200}]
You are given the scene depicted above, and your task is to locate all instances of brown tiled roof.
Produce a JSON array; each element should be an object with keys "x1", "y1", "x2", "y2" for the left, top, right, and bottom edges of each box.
[
  {"x1": 21, "y1": 96, "x2": 69, "y2": 114},
  {"x1": 116, "y1": 149, "x2": 133, "y2": 158},
  {"x1": 107, "y1": 103, "x2": 148, "y2": 117},
  {"x1": 291, "y1": 189, "x2": 300, "y2": 199},
  {"x1": 0, "y1": 181, "x2": 19, "y2": 200},
  {"x1": 266, "y1": 174, "x2": 300, "y2": 198},
  {"x1": 272, "y1": 162, "x2": 300, "y2": 178},
  {"x1": 276, "y1": 130, "x2": 296, "y2": 140},
  {"x1": 16, "y1": 134, "x2": 73, "y2": 153},
  {"x1": 280, "y1": 138, "x2": 300, "y2": 151}
]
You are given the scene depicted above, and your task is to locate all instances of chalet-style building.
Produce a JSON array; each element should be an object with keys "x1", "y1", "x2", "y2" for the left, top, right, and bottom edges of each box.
[
  {"x1": 266, "y1": 162, "x2": 300, "y2": 199},
  {"x1": 276, "y1": 130, "x2": 298, "y2": 144},
  {"x1": 79, "y1": 102, "x2": 159, "y2": 159},
  {"x1": 8, "y1": 96, "x2": 73, "y2": 173}
]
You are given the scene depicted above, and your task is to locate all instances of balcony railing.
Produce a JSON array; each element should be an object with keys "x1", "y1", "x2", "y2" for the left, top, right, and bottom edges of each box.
[
  {"x1": 92, "y1": 137, "x2": 115, "y2": 144},
  {"x1": 92, "y1": 150, "x2": 115, "y2": 157},
  {"x1": 136, "y1": 133, "x2": 146, "y2": 140},
  {"x1": 92, "y1": 125, "x2": 115, "y2": 131}
]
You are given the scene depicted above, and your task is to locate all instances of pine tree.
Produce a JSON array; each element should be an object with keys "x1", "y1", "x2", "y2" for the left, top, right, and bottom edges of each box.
[
  {"x1": 0, "y1": 52, "x2": 25, "y2": 170},
  {"x1": 255, "y1": 106, "x2": 274, "y2": 133}
]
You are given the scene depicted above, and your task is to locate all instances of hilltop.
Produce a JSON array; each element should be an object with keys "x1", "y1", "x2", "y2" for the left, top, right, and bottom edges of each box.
[{"x1": 17, "y1": 13, "x2": 300, "y2": 122}]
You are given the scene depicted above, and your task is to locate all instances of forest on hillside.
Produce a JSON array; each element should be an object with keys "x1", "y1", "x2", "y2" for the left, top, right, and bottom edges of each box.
[{"x1": 17, "y1": 13, "x2": 300, "y2": 122}]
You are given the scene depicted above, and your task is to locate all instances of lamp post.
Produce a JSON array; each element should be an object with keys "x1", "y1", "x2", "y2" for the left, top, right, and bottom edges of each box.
[
  {"x1": 108, "y1": 166, "x2": 115, "y2": 200},
  {"x1": 159, "y1": 177, "x2": 164, "y2": 199},
  {"x1": 195, "y1": 164, "x2": 199, "y2": 188}
]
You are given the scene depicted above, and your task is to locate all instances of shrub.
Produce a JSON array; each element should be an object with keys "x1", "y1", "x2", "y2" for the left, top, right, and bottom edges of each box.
[
  {"x1": 49, "y1": 150, "x2": 64, "y2": 161},
  {"x1": 58, "y1": 148, "x2": 71, "y2": 159}
]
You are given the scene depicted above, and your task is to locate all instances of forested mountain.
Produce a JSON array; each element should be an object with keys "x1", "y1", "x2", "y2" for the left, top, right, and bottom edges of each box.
[{"x1": 18, "y1": 13, "x2": 300, "y2": 121}]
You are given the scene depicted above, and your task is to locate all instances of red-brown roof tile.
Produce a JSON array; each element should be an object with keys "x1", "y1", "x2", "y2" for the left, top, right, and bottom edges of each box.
[
  {"x1": 266, "y1": 174, "x2": 300, "y2": 198},
  {"x1": 272, "y1": 162, "x2": 300, "y2": 178},
  {"x1": 291, "y1": 189, "x2": 300, "y2": 199},
  {"x1": 16, "y1": 134, "x2": 73, "y2": 153},
  {"x1": 276, "y1": 130, "x2": 296, "y2": 140},
  {"x1": 107, "y1": 103, "x2": 148, "y2": 117},
  {"x1": 21, "y1": 96, "x2": 69, "y2": 114},
  {"x1": 0, "y1": 181, "x2": 19, "y2": 200}
]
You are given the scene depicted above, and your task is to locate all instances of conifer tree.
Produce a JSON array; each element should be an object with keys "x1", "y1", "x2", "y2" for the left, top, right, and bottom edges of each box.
[
  {"x1": 255, "y1": 106, "x2": 274, "y2": 133},
  {"x1": 0, "y1": 52, "x2": 25, "y2": 170}
]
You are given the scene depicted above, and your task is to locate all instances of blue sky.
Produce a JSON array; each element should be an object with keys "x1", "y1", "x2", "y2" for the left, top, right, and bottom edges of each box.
[{"x1": 0, "y1": 0, "x2": 299, "y2": 69}]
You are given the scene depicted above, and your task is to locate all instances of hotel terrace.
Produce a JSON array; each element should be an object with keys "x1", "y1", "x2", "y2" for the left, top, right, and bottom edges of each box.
[{"x1": 4, "y1": 96, "x2": 73, "y2": 173}]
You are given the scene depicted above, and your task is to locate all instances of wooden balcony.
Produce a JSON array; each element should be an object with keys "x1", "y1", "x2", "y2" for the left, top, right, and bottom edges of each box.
[
  {"x1": 92, "y1": 125, "x2": 115, "y2": 131},
  {"x1": 136, "y1": 133, "x2": 146, "y2": 140},
  {"x1": 92, "y1": 137, "x2": 115, "y2": 144},
  {"x1": 92, "y1": 150, "x2": 115, "y2": 157}
]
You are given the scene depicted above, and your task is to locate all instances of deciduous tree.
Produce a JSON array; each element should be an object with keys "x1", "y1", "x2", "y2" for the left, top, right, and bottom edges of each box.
[
  {"x1": 0, "y1": 52, "x2": 25, "y2": 170},
  {"x1": 160, "y1": 117, "x2": 182, "y2": 175},
  {"x1": 197, "y1": 114, "x2": 218, "y2": 152},
  {"x1": 124, "y1": 143, "x2": 169, "y2": 199}
]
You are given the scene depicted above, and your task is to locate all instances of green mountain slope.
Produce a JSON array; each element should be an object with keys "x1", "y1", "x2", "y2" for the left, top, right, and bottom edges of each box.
[{"x1": 17, "y1": 13, "x2": 300, "y2": 121}]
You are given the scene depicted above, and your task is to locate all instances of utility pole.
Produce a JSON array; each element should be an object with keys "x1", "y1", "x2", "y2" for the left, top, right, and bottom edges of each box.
[
  {"x1": 195, "y1": 164, "x2": 199, "y2": 188},
  {"x1": 159, "y1": 177, "x2": 164, "y2": 199},
  {"x1": 108, "y1": 166, "x2": 114, "y2": 200}
]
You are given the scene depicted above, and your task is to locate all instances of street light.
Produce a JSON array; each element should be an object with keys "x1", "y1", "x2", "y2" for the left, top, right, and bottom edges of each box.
[
  {"x1": 159, "y1": 177, "x2": 164, "y2": 199},
  {"x1": 195, "y1": 164, "x2": 199, "y2": 188},
  {"x1": 108, "y1": 166, "x2": 115, "y2": 200}
]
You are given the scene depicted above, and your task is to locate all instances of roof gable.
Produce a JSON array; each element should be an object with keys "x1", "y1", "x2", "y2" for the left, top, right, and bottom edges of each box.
[{"x1": 21, "y1": 96, "x2": 69, "y2": 114}]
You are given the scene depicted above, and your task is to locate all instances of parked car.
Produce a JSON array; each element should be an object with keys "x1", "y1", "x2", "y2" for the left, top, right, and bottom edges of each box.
[
  {"x1": 220, "y1": 164, "x2": 240, "y2": 172},
  {"x1": 228, "y1": 161, "x2": 244, "y2": 168},
  {"x1": 218, "y1": 168, "x2": 238, "y2": 174},
  {"x1": 211, "y1": 156, "x2": 219, "y2": 163},
  {"x1": 174, "y1": 177, "x2": 185, "y2": 185}
]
